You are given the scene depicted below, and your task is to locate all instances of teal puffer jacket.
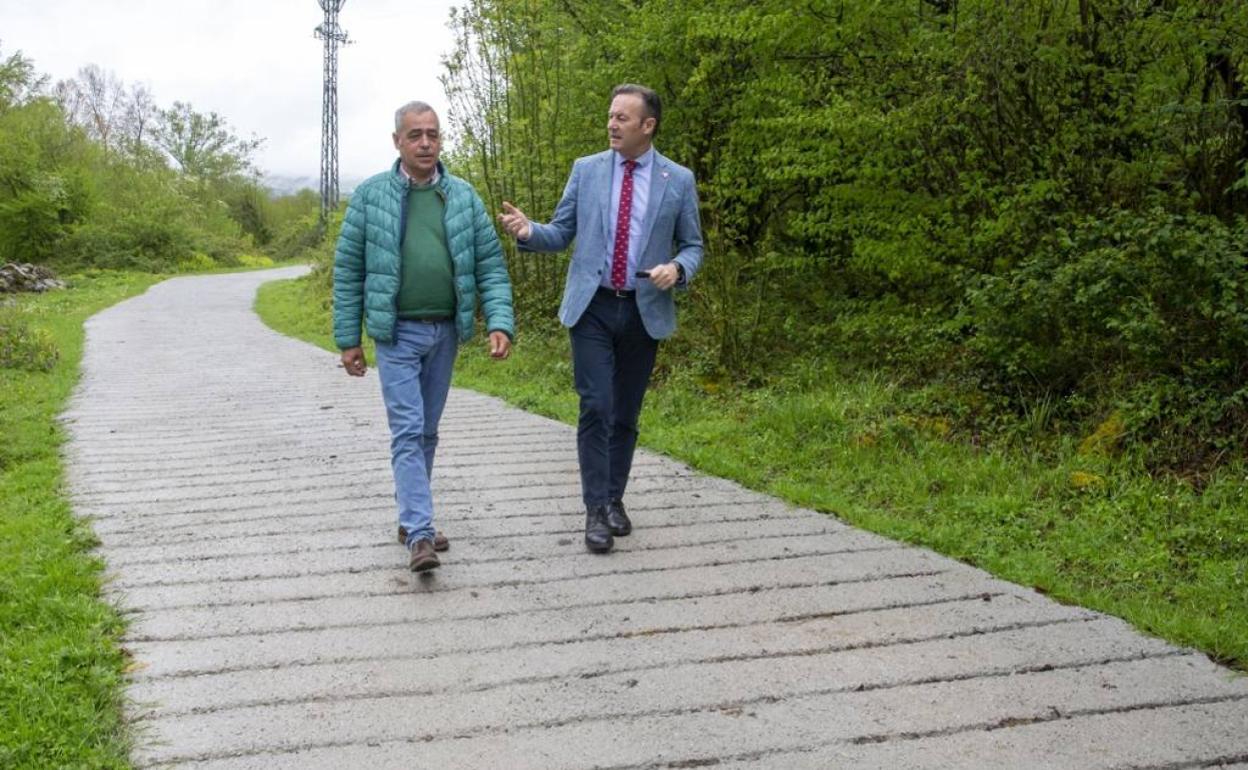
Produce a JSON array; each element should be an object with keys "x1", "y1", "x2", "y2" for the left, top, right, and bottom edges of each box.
[{"x1": 332, "y1": 160, "x2": 514, "y2": 349}]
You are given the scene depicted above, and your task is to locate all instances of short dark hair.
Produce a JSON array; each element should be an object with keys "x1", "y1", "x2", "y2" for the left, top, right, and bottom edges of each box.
[{"x1": 612, "y1": 83, "x2": 661, "y2": 138}]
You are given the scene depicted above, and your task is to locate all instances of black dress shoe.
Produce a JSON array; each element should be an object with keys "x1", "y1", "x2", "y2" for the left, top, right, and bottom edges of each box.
[
  {"x1": 585, "y1": 505, "x2": 614, "y2": 554},
  {"x1": 606, "y1": 499, "x2": 632, "y2": 536}
]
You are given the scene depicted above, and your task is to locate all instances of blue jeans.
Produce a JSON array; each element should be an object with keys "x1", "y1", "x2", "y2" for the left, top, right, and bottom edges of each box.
[
  {"x1": 374, "y1": 319, "x2": 458, "y2": 547},
  {"x1": 569, "y1": 289, "x2": 659, "y2": 507}
]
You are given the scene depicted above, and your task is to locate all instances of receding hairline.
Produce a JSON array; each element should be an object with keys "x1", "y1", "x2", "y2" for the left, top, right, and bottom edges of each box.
[
  {"x1": 394, "y1": 101, "x2": 439, "y2": 132},
  {"x1": 610, "y1": 83, "x2": 661, "y2": 136}
]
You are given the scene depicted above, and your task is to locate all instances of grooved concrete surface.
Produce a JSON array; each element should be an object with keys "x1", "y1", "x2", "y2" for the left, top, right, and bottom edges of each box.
[{"x1": 61, "y1": 268, "x2": 1248, "y2": 769}]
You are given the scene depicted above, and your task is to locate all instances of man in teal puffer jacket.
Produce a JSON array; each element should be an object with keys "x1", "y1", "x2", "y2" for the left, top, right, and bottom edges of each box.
[{"x1": 333, "y1": 101, "x2": 514, "y2": 573}]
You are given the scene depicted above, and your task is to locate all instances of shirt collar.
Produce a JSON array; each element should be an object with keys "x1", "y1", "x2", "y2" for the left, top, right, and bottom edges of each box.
[
  {"x1": 399, "y1": 161, "x2": 440, "y2": 188},
  {"x1": 615, "y1": 146, "x2": 654, "y2": 169}
]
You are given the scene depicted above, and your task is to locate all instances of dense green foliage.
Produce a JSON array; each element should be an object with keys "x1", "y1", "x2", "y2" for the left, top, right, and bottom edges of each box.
[
  {"x1": 0, "y1": 45, "x2": 323, "y2": 274},
  {"x1": 439, "y1": 0, "x2": 1248, "y2": 474}
]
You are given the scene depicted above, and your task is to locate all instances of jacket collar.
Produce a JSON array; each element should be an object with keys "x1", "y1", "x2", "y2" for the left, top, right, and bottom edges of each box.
[{"x1": 389, "y1": 159, "x2": 451, "y2": 192}]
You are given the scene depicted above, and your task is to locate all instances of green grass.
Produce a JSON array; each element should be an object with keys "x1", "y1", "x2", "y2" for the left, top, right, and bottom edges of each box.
[
  {"x1": 256, "y1": 275, "x2": 1248, "y2": 672},
  {"x1": 1, "y1": 270, "x2": 168, "y2": 768}
]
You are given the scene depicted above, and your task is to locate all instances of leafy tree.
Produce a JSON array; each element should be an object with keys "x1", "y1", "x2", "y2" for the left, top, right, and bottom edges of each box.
[
  {"x1": 0, "y1": 43, "x2": 45, "y2": 112},
  {"x1": 54, "y1": 65, "x2": 127, "y2": 154},
  {"x1": 153, "y1": 101, "x2": 262, "y2": 182},
  {"x1": 0, "y1": 44, "x2": 302, "y2": 272},
  {"x1": 440, "y1": 0, "x2": 1248, "y2": 470}
]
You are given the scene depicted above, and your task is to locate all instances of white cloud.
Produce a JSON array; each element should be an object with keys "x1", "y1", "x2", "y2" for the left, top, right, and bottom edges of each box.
[{"x1": 1, "y1": 0, "x2": 459, "y2": 180}]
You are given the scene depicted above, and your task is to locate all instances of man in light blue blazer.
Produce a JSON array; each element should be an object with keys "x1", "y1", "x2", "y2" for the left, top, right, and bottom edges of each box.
[{"x1": 499, "y1": 83, "x2": 704, "y2": 554}]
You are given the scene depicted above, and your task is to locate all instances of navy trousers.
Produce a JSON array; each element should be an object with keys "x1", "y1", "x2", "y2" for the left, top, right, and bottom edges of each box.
[{"x1": 569, "y1": 287, "x2": 660, "y2": 508}]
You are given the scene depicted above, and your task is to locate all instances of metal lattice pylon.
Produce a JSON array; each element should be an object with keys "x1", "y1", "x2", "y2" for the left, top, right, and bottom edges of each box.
[{"x1": 315, "y1": 0, "x2": 349, "y2": 222}]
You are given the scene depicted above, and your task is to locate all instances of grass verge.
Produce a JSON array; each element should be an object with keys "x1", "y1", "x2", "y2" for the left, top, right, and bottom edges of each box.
[
  {"x1": 1, "y1": 270, "x2": 167, "y2": 768},
  {"x1": 255, "y1": 274, "x2": 1248, "y2": 672}
]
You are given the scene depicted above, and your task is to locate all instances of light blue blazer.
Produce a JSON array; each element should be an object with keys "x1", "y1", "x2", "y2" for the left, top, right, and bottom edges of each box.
[{"x1": 519, "y1": 149, "x2": 704, "y2": 339}]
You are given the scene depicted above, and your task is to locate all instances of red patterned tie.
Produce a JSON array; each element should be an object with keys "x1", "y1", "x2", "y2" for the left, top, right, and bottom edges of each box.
[{"x1": 610, "y1": 159, "x2": 637, "y2": 290}]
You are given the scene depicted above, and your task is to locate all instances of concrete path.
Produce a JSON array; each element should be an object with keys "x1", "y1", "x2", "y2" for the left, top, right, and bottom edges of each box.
[{"x1": 61, "y1": 268, "x2": 1248, "y2": 769}]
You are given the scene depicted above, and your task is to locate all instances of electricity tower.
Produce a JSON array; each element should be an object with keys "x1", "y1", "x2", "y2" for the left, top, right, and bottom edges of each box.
[{"x1": 315, "y1": 0, "x2": 349, "y2": 222}]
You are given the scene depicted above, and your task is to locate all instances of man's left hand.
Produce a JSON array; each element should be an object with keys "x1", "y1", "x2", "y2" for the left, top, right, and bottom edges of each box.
[
  {"x1": 647, "y1": 262, "x2": 681, "y2": 291},
  {"x1": 489, "y1": 330, "x2": 512, "y2": 359}
]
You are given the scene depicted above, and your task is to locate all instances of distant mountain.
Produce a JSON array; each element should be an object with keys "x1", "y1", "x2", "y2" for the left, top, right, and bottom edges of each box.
[
  {"x1": 262, "y1": 173, "x2": 366, "y2": 198},
  {"x1": 262, "y1": 174, "x2": 317, "y2": 197}
]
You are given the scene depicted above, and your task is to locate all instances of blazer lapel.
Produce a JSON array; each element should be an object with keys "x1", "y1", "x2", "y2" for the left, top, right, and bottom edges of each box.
[
  {"x1": 597, "y1": 152, "x2": 614, "y2": 244},
  {"x1": 637, "y1": 153, "x2": 670, "y2": 255}
]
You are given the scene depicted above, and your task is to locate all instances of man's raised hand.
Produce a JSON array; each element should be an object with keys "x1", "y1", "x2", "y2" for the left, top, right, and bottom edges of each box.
[{"x1": 498, "y1": 201, "x2": 531, "y2": 241}]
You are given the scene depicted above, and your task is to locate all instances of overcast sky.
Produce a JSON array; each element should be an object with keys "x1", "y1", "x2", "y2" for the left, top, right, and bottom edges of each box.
[{"x1": 2, "y1": 0, "x2": 460, "y2": 183}]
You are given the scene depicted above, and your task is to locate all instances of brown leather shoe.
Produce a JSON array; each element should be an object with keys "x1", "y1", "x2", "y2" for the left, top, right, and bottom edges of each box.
[
  {"x1": 399, "y1": 526, "x2": 449, "y2": 552},
  {"x1": 409, "y1": 538, "x2": 440, "y2": 572}
]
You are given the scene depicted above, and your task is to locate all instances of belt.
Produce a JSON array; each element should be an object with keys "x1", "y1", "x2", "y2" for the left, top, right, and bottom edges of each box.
[
  {"x1": 596, "y1": 285, "x2": 635, "y2": 299},
  {"x1": 402, "y1": 315, "x2": 452, "y2": 323}
]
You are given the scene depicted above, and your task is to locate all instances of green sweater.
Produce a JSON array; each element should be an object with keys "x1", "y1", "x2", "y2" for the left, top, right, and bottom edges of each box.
[
  {"x1": 332, "y1": 160, "x2": 514, "y2": 348},
  {"x1": 397, "y1": 185, "x2": 455, "y2": 319}
]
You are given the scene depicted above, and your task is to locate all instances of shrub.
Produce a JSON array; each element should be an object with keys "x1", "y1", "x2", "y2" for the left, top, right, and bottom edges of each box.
[
  {"x1": 175, "y1": 253, "x2": 217, "y2": 273},
  {"x1": 236, "y1": 253, "x2": 274, "y2": 269},
  {"x1": 0, "y1": 304, "x2": 58, "y2": 371},
  {"x1": 965, "y1": 209, "x2": 1248, "y2": 468}
]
